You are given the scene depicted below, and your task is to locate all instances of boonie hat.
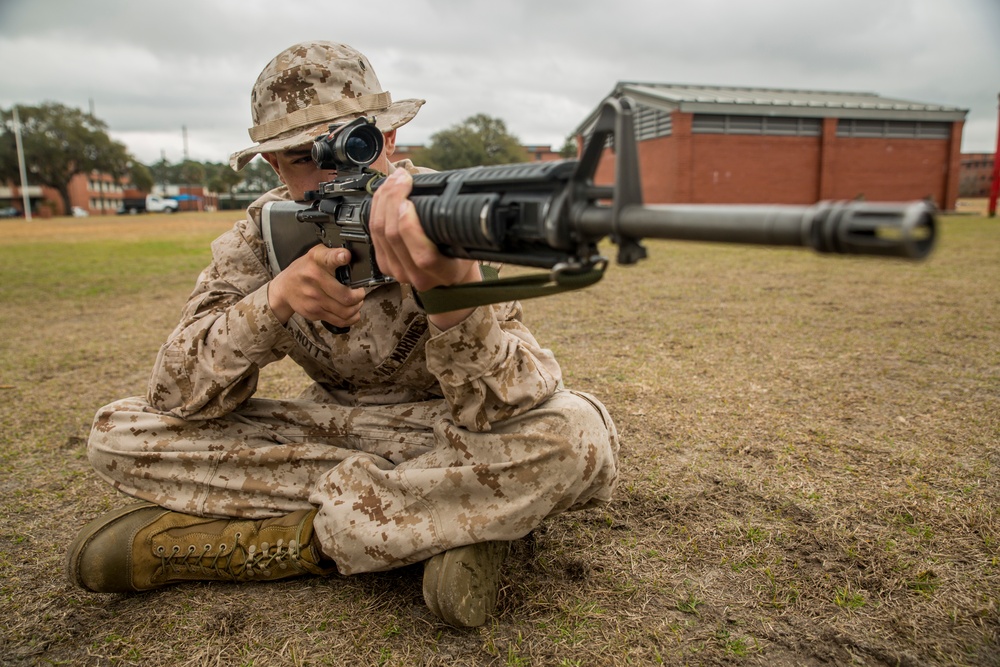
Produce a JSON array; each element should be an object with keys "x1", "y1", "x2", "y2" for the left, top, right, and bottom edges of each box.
[{"x1": 229, "y1": 41, "x2": 425, "y2": 170}]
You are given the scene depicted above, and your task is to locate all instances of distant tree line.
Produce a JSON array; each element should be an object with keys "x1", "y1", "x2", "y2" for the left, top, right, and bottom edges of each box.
[
  {"x1": 0, "y1": 102, "x2": 579, "y2": 216},
  {"x1": 0, "y1": 102, "x2": 135, "y2": 215}
]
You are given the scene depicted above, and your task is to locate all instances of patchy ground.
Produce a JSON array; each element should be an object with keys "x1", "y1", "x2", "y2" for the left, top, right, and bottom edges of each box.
[{"x1": 0, "y1": 211, "x2": 997, "y2": 666}]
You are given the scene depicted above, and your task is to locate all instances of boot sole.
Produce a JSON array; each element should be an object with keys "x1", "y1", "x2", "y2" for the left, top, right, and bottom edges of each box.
[{"x1": 422, "y1": 541, "x2": 509, "y2": 627}]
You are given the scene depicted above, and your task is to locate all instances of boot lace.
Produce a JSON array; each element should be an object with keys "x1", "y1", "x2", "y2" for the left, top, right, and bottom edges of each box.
[{"x1": 154, "y1": 531, "x2": 304, "y2": 581}]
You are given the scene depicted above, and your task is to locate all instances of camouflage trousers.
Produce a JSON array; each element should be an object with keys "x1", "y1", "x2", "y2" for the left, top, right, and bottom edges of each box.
[{"x1": 87, "y1": 390, "x2": 619, "y2": 574}]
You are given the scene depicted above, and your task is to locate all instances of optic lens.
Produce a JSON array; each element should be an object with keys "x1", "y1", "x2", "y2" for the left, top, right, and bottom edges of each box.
[{"x1": 345, "y1": 134, "x2": 378, "y2": 164}]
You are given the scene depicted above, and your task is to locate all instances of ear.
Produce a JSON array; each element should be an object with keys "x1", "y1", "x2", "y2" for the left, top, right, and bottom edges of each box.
[
  {"x1": 261, "y1": 152, "x2": 285, "y2": 182},
  {"x1": 382, "y1": 129, "x2": 397, "y2": 157}
]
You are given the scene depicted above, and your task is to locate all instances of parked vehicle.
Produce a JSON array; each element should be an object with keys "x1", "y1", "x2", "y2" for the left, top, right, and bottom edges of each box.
[
  {"x1": 118, "y1": 195, "x2": 179, "y2": 214},
  {"x1": 0, "y1": 206, "x2": 21, "y2": 218}
]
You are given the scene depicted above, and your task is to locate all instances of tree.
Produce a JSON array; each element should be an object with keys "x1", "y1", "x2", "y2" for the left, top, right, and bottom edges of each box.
[
  {"x1": 129, "y1": 161, "x2": 154, "y2": 192},
  {"x1": 205, "y1": 161, "x2": 243, "y2": 198},
  {"x1": 177, "y1": 159, "x2": 206, "y2": 187},
  {"x1": 559, "y1": 134, "x2": 580, "y2": 158},
  {"x1": 238, "y1": 156, "x2": 281, "y2": 193},
  {"x1": 417, "y1": 114, "x2": 526, "y2": 171},
  {"x1": 0, "y1": 102, "x2": 133, "y2": 215},
  {"x1": 148, "y1": 157, "x2": 177, "y2": 191}
]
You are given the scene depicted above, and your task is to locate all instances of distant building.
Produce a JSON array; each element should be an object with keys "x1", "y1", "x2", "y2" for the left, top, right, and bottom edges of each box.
[
  {"x1": 959, "y1": 153, "x2": 996, "y2": 197},
  {"x1": 0, "y1": 173, "x2": 121, "y2": 217},
  {"x1": 0, "y1": 183, "x2": 43, "y2": 216},
  {"x1": 1, "y1": 172, "x2": 219, "y2": 216},
  {"x1": 151, "y1": 184, "x2": 219, "y2": 212},
  {"x1": 70, "y1": 171, "x2": 127, "y2": 215},
  {"x1": 391, "y1": 144, "x2": 424, "y2": 165},
  {"x1": 574, "y1": 83, "x2": 968, "y2": 210},
  {"x1": 521, "y1": 145, "x2": 563, "y2": 162}
]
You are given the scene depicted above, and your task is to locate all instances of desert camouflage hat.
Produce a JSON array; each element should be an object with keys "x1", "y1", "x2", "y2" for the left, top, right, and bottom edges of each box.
[{"x1": 229, "y1": 41, "x2": 425, "y2": 171}]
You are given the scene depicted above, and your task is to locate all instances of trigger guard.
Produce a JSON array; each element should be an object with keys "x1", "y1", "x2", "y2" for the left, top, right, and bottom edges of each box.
[
  {"x1": 335, "y1": 262, "x2": 352, "y2": 286},
  {"x1": 327, "y1": 252, "x2": 353, "y2": 333}
]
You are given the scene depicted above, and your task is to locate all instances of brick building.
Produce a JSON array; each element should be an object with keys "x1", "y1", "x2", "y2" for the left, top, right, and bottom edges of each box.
[
  {"x1": 575, "y1": 83, "x2": 968, "y2": 210},
  {"x1": 2, "y1": 172, "x2": 219, "y2": 216},
  {"x1": 70, "y1": 171, "x2": 127, "y2": 215},
  {"x1": 959, "y1": 153, "x2": 996, "y2": 197},
  {"x1": 2, "y1": 172, "x2": 130, "y2": 216}
]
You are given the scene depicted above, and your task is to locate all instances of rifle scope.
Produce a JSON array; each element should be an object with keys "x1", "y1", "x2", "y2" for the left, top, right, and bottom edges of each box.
[{"x1": 311, "y1": 117, "x2": 385, "y2": 171}]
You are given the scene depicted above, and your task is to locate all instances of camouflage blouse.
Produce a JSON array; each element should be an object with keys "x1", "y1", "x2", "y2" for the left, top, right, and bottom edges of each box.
[{"x1": 146, "y1": 163, "x2": 562, "y2": 432}]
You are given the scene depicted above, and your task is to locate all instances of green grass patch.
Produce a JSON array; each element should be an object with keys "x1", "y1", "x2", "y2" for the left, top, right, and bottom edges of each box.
[{"x1": 0, "y1": 237, "x2": 215, "y2": 304}]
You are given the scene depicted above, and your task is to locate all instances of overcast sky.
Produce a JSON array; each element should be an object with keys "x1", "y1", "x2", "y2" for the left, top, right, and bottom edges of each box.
[{"x1": 1, "y1": 0, "x2": 997, "y2": 166}]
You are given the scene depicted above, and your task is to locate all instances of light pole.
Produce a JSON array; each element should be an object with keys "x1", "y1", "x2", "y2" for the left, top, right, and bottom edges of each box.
[{"x1": 12, "y1": 106, "x2": 32, "y2": 221}]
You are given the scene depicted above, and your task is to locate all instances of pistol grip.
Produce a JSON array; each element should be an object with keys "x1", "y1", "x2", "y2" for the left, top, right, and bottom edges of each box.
[{"x1": 322, "y1": 252, "x2": 354, "y2": 335}]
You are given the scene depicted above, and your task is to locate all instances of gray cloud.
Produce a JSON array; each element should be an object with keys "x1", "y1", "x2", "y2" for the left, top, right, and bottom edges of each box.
[{"x1": 1, "y1": 0, "x2": 996, "y2": 164}]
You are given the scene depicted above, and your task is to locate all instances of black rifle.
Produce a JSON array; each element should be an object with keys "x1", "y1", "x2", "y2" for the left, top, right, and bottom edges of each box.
[{"x1": 262, "y1": 97, "x2": 936, "y2": 331}]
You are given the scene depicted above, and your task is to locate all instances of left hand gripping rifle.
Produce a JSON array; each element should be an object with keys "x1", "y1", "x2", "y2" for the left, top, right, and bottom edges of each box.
[{"x1": 262, "y1": 97, "x2": 936, "y2": 330}]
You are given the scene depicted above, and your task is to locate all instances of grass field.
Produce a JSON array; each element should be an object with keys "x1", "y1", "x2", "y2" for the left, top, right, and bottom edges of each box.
[{"x1": 0, "y1": 209, "x2": 997, "y2": 666}]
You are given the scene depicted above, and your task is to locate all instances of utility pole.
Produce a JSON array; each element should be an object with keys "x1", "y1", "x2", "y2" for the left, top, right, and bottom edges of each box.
[
  {"x1": 12, "y1": 106, "x2": 32, "y2": 221},
  {"x1": 182, "y1": 125, "x2": 189, "y2": 161}
]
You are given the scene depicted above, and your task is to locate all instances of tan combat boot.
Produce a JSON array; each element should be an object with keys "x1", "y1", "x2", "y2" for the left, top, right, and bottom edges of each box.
[
  {"x1": 66, "y1": 502, "x2": 336, "y2": 593},
  {"x1": 422, "y1": 541, "x2": 510, "y2": 627}
]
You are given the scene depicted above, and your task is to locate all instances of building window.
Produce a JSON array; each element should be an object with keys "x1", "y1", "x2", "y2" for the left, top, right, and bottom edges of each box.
[
  {"x1": 580, "y1": 101, "x2": 673, "y2": 150},
  {"x1": 836, "y1": 119, "x2": 951, "y2": 140},
  {"x1": 692, "y1": 114, "x2": 822, "y2": 136}
]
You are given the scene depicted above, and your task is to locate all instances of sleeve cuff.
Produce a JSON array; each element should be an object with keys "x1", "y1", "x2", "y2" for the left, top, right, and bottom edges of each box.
[
  {"x1": 228, "y1": 284, "x2": 297, "y2": 364},
  {"x1": 424, "y1": 305, "x2": 505, "y2": 384}
]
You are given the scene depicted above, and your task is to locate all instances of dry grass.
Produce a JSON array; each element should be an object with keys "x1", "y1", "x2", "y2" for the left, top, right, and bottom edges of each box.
[{"x1": 0, "y1": 210, "x2": 997, "y2": 666}]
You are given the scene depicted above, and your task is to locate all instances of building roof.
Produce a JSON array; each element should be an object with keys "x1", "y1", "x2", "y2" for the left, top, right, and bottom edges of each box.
[{"x1": 575, "y1": 82, "x2": 968, "y2": 134}]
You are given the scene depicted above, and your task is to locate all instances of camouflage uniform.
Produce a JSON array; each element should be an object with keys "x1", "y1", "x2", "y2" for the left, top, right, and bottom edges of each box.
[{"x1": 88, "y1": 180, "x2": 619, "y2": 575}]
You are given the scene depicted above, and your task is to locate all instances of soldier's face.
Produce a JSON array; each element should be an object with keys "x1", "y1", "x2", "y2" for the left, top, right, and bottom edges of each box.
[{"x1": 263, "y1": 129, "x2": 397, "y2": 200}]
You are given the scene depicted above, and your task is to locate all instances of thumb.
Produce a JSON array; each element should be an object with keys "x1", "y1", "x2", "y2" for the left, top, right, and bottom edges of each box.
[{"x1": 317, "y1": 245, "x2": 352, "y2": 270}]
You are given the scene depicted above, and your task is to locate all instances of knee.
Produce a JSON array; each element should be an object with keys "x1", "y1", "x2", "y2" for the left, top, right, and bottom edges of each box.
[
  {"x1": 551, "y1": 389, "x2": 618, "y2": 462},
  {"x1": 86, "y1": 396, "x2": 152, "y2": 474},
  {"x1": 526, "y1": 390, "x2": 620, "y2": 505}
]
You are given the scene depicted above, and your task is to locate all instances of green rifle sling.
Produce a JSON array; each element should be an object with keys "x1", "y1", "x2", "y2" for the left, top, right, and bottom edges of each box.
[{"x1": 416, "y1": 264, "x2": 606, "y2": 314}]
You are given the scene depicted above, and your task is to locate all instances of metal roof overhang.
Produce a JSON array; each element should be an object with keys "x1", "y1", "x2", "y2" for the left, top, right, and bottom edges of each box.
[
  {"x1": 573, "y1": 83, "x2": 968, "y2": 137},
  {"x1": 668, "y1": 100, "x2": 967, "y2": 122},
  {"x1": 621, "y1": 84, "x2": 967, "y2": 122}
]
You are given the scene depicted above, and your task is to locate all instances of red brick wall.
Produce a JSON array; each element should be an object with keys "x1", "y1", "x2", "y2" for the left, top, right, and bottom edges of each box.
[
  {"x1": 590, "y1": 123, "x2": 821, "y2": 205},
  {"x1": 67, "y1": 172, "x2": 126, "y2": 215},
  {"x1": 944, "y1": 121, "x2": 964, "y2": 208},
  {"x1": 641, "y1": 133, "x2": 682, "y2": 202},
  {"x1": 824, "y1": 137, "x2": 950, "y2": 205},
  {"x1": 688, "y1": 135, "x2": 822, "y2": 205},
  {"x1": 584, "y1": 111, "x2": 961, "y2": 209},
  {"x1": 392, "y1": 145, "x2": 422, "y2": 165},
  {"x1": 592, "y1": 135, "x2": 682, "y2": 200}
]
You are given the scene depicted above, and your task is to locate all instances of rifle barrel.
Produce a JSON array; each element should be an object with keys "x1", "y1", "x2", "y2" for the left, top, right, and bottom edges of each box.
[{"x1": 575, "y1": 200, "x2": 936, "y2": 260}]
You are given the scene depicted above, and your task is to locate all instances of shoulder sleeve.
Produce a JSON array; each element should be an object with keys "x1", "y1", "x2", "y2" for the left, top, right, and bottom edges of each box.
[{"x1": 147, "y1": 211, "x2": 297, "y2": 419}]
